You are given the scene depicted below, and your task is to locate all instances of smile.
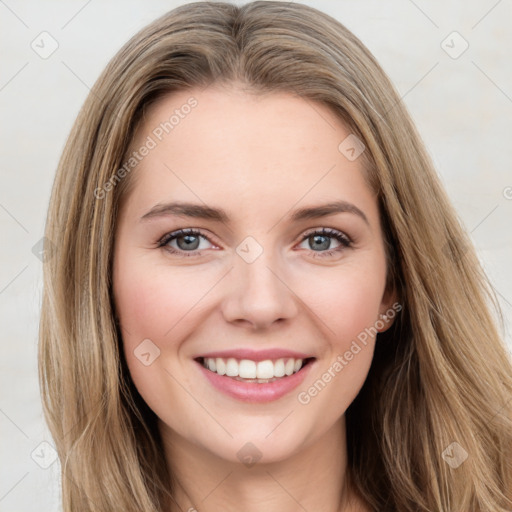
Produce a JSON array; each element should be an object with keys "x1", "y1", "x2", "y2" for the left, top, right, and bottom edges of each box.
[
  {"x1": 199, "y1": 356, "x2": 311, "y2": 382},
  {"x1": 194, "y1": 352, "x2": 316, "y2": 402}
]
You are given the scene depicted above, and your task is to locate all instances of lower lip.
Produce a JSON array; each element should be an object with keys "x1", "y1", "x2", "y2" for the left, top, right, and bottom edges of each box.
[{"x1": 195, "y1": 359, "x2": 315, "y2": 403}]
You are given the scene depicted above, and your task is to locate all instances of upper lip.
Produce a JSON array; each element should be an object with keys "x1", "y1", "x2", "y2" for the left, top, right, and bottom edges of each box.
[{"x1": 195, "y1": 349, "x2": 314, "y2": 362}]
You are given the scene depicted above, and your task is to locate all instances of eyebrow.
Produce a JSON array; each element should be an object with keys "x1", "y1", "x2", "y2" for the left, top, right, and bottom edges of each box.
[{"x1": 140, "y1": 200, "x2": 369, "y2": 226}]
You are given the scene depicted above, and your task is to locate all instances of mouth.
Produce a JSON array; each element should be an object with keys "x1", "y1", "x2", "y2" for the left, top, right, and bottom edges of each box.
[{"x1": 193, "y1": 355, "x2": 316, "y2": 402}]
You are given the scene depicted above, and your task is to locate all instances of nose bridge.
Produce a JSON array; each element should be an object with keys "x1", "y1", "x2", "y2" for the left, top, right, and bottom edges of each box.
[{"x1": 221, "y1": 235, "x2": 298, "y2": 328}]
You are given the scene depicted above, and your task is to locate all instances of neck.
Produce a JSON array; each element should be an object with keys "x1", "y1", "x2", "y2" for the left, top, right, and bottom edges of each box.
[{"x1": 159, "y1": 417, "x2": 366, "y2": 512}]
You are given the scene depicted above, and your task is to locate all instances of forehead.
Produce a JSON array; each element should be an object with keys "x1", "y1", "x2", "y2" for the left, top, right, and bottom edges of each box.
[{"x1": 122, "y1": 85, "x2": 378, "y2": 227}]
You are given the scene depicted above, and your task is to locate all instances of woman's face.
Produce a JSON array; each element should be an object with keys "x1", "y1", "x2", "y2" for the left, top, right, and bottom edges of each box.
[{"x1": 113, "y1": 84, "x2": 396, "y2": 464}]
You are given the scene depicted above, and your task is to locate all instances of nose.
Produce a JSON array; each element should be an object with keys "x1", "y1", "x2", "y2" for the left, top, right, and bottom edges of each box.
[{"x1": 221, "y1": 246, "x2": 299, "y2": 330}]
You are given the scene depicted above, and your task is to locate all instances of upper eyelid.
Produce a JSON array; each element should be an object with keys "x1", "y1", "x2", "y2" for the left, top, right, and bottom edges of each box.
[
  {"x1": 159, "y1": 228, "x2": 218, "y2": 246},
  {"x1": 301, "y1": 226, "x2": 350, "y2": 238}
]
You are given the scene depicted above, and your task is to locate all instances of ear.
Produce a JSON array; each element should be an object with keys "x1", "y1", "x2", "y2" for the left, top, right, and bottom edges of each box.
[{"x1": 376, "y1": 282, "x2": 401, "y2": 333}]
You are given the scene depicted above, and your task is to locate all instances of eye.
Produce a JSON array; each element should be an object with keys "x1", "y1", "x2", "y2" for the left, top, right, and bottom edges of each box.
[
  {"x1": 297, "y1": 227, "x2": 353, "y2": 258},
  {"x1": 157, "y1": 227, "x2": 353, "y2": 259},
  {"x1": 157, "y1": 228, "x2": 215, "y2": 257}
]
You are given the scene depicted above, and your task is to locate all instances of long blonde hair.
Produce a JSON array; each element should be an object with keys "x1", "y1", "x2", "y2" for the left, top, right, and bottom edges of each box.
[{"x1": 39, "y1": 2, "x2": 512, "y2": 510}]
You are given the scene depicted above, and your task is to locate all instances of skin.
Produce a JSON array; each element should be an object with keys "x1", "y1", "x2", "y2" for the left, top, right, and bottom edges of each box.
[{"x1": 113, "y1": 83, "x2": 396, "y2": 512}]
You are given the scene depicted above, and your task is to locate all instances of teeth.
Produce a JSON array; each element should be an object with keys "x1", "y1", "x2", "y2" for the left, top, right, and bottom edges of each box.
[
  {"x1": 274, "y1": 359, "x2": 285, "y2": 377},
  {"x1": 240, "y1": 359, "x2": 257, "y2": 378},
  {"x1": 256, "y1": 360, "x2": 273, "y2": 379},
  {"x1": 216, "y1": 358, "x2": 226, "y2": 375},
  {"x1": 201, "y1": 357, "x2": 306, "y2": 379},
  {"x1": 226, "y1": 358, "x2": 239, "y2": 377}
]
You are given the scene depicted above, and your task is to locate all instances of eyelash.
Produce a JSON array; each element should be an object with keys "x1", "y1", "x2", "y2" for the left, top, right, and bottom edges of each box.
[{"x1": 157, "y1": 227, "x2": 353, "y2": 259}]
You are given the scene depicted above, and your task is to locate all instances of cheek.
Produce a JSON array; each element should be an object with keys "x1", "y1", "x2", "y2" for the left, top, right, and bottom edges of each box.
[
  {"x1": 292, "y1": 259, "x2": 386, "y2": 412},
  {"x1": 114, "y1": 254, "x2": 206, "y2": 345},
  {"x1": 302, "y1": 262, "x2": 386, "y2": 348},
  {"x1": 319, "y1": 282, "x2": 378, "y2": 374},
  {"x1": 113, "y1": 253, "x2": 204, "y2": 405}
]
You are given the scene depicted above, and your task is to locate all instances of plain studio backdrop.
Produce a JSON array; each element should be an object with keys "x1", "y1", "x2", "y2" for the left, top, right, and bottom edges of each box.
[{"x1": 0, "y1": 0, "x2": 511, "y2": 510}]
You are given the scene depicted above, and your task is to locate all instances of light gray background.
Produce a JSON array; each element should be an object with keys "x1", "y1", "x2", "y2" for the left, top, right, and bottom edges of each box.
[{"x1": 1, "y1": 0, "x2": 511, "y2": 510}]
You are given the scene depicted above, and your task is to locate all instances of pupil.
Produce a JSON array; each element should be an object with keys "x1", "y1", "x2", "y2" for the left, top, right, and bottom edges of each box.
[
  {"x1": 178, "y1": 234, "x2": 200, "y2": 250},
  {"x1": 311, "y1": 234, "x2": 330, "y2": 251}
]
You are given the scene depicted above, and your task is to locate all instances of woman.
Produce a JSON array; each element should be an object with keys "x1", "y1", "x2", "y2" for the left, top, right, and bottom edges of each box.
[{"x1": 39, "y1": 2, "x2": 512, "y2": 511}]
